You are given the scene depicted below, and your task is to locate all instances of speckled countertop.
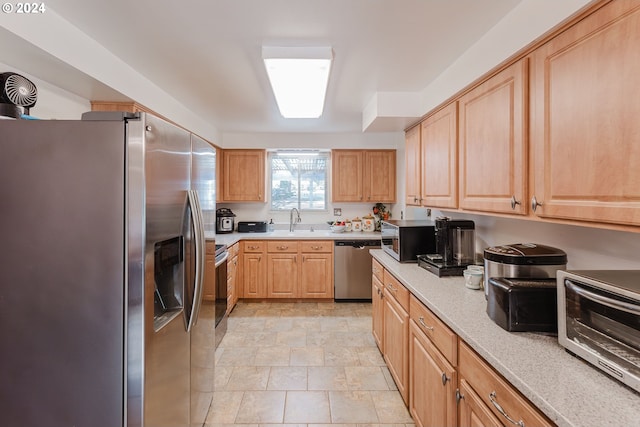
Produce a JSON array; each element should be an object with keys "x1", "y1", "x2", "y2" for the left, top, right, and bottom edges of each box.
[
  {"x1": 370, "y1": 249, "x2": 639, "y2": 427},
  {"x1": 206, "y1": 229, "x2": 382, "y2": 246}
]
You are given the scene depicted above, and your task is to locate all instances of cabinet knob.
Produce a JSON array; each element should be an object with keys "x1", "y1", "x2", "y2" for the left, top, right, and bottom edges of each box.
[
  {"x1": 510, "y1": 195, "x2": 521, "y2": 210},
  {"x1": 441, "y1": 373, "x2": 450, "y2": 386},
  {"x1": 455, "y1": 389, "x2": 464, "y2": 404},
  {"x1": 531, "y1": 196, "x2": 543, "y2": 212}
]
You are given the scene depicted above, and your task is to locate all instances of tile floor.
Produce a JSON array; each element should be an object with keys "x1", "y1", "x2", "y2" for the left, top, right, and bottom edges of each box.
[{"x1": 205, "y1": 301, "x2": 415, "y2": 427}]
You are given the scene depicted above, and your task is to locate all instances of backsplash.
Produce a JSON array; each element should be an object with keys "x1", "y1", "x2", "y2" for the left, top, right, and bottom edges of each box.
[
  {"x1": 407, "y1": 207, "x2": 640, "y2": 270},
  {"x1": 217, "y1": 202, "x2": 391, "y2": 231}
]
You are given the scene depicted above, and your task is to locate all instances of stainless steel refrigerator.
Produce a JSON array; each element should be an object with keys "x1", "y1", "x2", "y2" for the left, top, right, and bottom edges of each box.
[{"x1": 0, "y1": 111, "x2": 217, "y2": 427}]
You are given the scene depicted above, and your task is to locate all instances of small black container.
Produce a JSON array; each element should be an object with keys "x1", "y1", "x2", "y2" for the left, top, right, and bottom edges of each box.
[{"x1": 486, "y1": 277, "x2": 558, "y2": 333}]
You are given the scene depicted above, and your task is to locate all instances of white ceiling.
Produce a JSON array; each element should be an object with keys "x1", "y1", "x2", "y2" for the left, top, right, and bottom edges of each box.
[{"x1": 12, "y1": 0, "x2": 524, "y2": 133}]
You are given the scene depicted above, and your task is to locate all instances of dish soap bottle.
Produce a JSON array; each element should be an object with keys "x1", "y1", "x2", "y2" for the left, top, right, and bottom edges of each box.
[{"x1": 268, "y1": 218, "x2": 274, "y2": 232}]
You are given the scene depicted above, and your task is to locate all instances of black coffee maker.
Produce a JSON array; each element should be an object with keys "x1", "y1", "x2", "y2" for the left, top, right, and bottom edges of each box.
[{"x1": 418, "y1": 217, "x2": 476, "y2": 276}]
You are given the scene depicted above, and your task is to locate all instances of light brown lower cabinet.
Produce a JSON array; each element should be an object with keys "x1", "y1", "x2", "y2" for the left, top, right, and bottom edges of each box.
[
  {"x1": 203, "y1": 241, "x2": 216, "y2": 301},
  {"x1": 243, "y1": 240, "x2": 333, "y2": 299},
  {"x1": 299, "y1": 251, "x2": 333, "y2": 298},
  {"x1": 409, "y1": 294, "x2": 458, "y2": 427},
  {"x1": 458, "y1": 378, "x2": 502, "y2": 427},
  {"x1": 371, "y1": 273, "x2": 384, "y2": 351},
  {"x1": 375, "y1": 267, "x2": 556, "y2": 427},
  {"x1": 242, "y1": 241, "x2": 267, "y2": 298},
  {"x1": 267, "y1": 241, "x2": 299, "y2": 298},
  {"x1": 458, "y1": 341, "x2": 554, "y2": 427},
  {"x1": 382, "y1": 270, "x2": 410, "y2": 405},
  {"x1": 409, "y1": 319, "x2": 457, "y2": 427},
  {"x1": 226, "y1": 243, "x2": 239, "y2": 314}
]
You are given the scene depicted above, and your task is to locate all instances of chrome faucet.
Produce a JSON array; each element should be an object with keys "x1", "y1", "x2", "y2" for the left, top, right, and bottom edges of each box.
[{"x1": 289, "y1": 207, "x2": 301, "y2": 232}]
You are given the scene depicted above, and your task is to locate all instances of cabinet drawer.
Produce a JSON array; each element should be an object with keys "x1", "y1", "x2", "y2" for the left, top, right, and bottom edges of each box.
[
  {"x1": 409, "y1": 295, "x2": 457, "y2": 366},
  {"x1": 383, "y1": 270, "x2": 409, "y2": 312},
  {"x1": 459, "y1": 341, "x2": 553, "y2": 427},
  {"x1": 243, "y1": 241, "x2": 265, "y2": 253},
  {"x1": 300, "y1": 240, "x2": 332, "y2": 253},
  {"x1": 267, "y1": 241, "x2": 299, "y2": 253},
  {"x1": 372, "y1": 258, "x2": 384, "y2": 281},
  {"x1": 205, "y1": 240, "x2": 216, "y2": 254},
  {"x1": 228, "y1": 242, "x2": 240, "y2": 258}
]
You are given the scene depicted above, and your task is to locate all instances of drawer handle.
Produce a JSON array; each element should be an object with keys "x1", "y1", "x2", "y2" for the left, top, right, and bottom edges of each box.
[
  {"x1": 248, "y1": 245, "x2": 260, "y2": 250},
  {"x1": 418, "y1": 316, "x2": 434, "y2": 331},
  {"x1": 386, "y1": 283, "x2": 397, "y2": 292},
  {"x1": 441, "y1": 373, "x2": 450, "y2": 386},
  {"x1": 277, "y1": 245, "x2": 289, "y2": 250},
  {"x1": 311, "y1": 245, "x2": 322, "y2": 250},
  {"x1": 489, "y1": 391, "x2": 525, "y2": 427}
]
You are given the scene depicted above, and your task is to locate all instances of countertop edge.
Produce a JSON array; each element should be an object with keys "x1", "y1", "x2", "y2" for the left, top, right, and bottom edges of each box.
[
  {"x1": 206, "y1": 230, "x2": 382, "y2": 246},
  {"x1": 370, "y1": 249, "x2": 640, "y2": 427}
]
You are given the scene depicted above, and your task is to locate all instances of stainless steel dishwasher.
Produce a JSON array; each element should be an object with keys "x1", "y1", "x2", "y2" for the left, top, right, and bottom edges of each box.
[{"x1": 334, "y1": 239, "x2": 381, "y2": 301}]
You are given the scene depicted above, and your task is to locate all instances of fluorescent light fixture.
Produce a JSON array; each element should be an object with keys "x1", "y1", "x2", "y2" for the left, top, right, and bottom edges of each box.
[{"x1": 262, "y1": 46, "x2": 333, "y2": 118}]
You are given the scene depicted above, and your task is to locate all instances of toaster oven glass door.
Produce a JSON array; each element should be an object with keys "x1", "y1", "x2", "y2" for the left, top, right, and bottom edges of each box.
[{"x1": 564, "y1": 279, "x2": 640, "y2": 380}]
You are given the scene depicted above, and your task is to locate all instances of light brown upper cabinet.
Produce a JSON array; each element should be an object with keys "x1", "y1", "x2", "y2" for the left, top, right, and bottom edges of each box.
[
  {"x1": 421, "y1": 102, "x2": 458, "y2": 209},
  {"x1": 220, "y1": 149, "x2": 266, "y2": 202},
  {"x1": 530, "y1": 0, "x2": 640, "y2": 227},
  {"x1": 332, "y1": 149, "x2": 396, "y2": 203},
  {"x1": 458, "y1": 59, "x2": 528, "y2": 215}
]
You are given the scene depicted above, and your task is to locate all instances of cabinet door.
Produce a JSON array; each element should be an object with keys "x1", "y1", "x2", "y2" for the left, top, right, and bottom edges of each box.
[
  {"x1": 222, "y1": 149, "x2": 265, "y2": 202},
  {"x1": 372, "y1": 274, "x2": 384, "y2": 351},
  {"x1": 203, "y1": 244, "x2": 216, "y2": 302},
  {"x1": 458, "y1": 59, "x2": 528, "y2": 215},
  {"x1": 226, "y1": 254, "x2": 238, "y2": 314},
  {"x1": 383, "y1": 291, "x2": 409, "y2": 404},
  {"x1": 267, "y1": 253, "x2": 298, "y2": 298},
  {"x1": 530, "y1": 0, "x2": 640, "y2": 226},
  {"x1": 300, "y1": 253, "x2": 333, "y2": 298},
  {"x1": 409, "y1": 320, "x2": 457, "y2": 427},
  {"x1": 365, "y1": 150, "x2": 396, "y2": 203},
  {"x1": 421, "y1": 102, "x2": 458, "y2": 209},
  {"x1": 458, "y1": 379, "x2": 502, "y2": 427},
  {"x1": 332, "y1": 150, "x2": 364, "y2": 202},
  {"x1": 242, "y1": 252, "x2": 266, "y2": 298},
  {"x1": 405, "y1": 125, "x2": 422, "y2": 206}
]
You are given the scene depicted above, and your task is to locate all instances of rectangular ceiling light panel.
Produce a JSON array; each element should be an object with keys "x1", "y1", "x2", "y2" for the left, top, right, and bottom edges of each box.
[{"x1": 263, "y1": 46, "x2": 333, "y2": 119}]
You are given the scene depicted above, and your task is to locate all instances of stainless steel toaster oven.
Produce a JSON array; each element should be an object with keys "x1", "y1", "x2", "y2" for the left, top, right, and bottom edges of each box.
[{"x1": 557, "y1": 270, "x2": 640, "y2": 393}]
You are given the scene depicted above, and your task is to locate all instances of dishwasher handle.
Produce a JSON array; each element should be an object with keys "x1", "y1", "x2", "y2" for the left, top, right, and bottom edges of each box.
[{"x1": 334, "y1": 240, "x2": 381, "y2": 248}]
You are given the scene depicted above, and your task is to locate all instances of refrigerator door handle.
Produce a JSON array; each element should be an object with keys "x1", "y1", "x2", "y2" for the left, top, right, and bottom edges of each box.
[{"x1": 186, "y1": 190, "x2": 206, "y2": 332}]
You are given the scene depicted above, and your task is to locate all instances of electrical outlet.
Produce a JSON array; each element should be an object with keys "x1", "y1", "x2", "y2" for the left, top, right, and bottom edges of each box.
[{"x1": 333, "y1": 208, "x2": 342, "y2": 216}]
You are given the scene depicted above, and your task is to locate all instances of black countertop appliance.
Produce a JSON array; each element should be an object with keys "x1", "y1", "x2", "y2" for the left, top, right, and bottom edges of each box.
[
  {"x1": 418, "y1": 217, "x2": 475, "y2": 276},
  {"x1": 216, "y1": 208, "x2": 235, "y2": 233},
  {"x1": 483, "y1": 243, "x2": 567, "y2": 299}
]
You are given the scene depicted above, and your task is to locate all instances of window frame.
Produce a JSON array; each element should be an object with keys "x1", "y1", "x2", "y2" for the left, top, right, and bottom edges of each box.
[{"x1": 268, "y1": 150, "x2": 330, "y2": 212}]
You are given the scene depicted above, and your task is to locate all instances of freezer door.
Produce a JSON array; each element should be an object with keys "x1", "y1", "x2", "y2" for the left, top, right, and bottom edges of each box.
[{"x1": 0, "y1": 120, "x2": 126, "y2": 427}]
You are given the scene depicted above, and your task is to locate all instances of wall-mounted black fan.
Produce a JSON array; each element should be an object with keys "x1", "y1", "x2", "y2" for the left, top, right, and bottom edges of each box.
[{"x1": 1, "y1": 72, "x2": 38, "y2": 116}]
